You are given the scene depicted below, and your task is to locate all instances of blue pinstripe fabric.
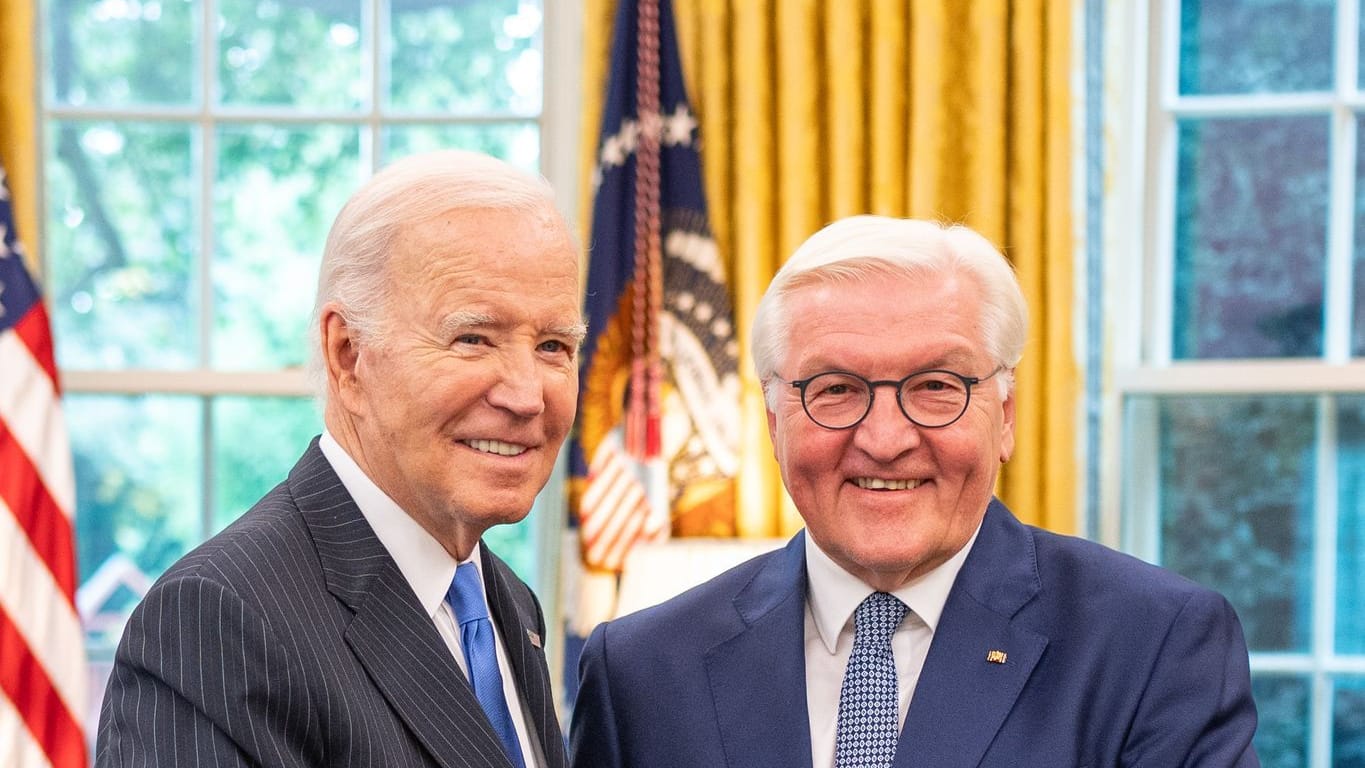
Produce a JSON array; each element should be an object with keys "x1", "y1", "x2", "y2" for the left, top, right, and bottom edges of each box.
[{"x1": 94, "y1": 439, "x2": 568, "y2": 768}]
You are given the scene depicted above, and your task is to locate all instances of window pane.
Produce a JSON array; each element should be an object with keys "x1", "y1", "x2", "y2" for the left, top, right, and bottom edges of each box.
[
  {"x1": 1126, "y1": 395, "x2": 1314, "y2": 652},
  {"x1": 383, "y1": 122, "x2": 540, "y2": 173},
  {"x1": 1339, "y1": 397, "x2": 1365, "y2": 653},
  {"x1": 1173, "y1": 117, "x2": 1329, "y2": 359},
  {"x1": 387, "y1": 0, "x2": 542, "y2": 114},
  {"x1": 1252, "y1": 674, "x2": 1310, "y2": 768},
  {"x1": 213, "y1": 124, "x2": 361, "y2": 369},
  {"x1": 217, "y1": 0, "x2": 364, "y2": 109},
  {"x1": 1178, "y1": 0, "x2": 1334, "y2": 95},
  {"x1": 211, "y1": 397, "x2": 322, "y2": 531},
  {"x1": 1336, "y1": 678, "x2": 1365, "y2": 767},
  {"x1": 43, "y1": 0, "x2": 198, "y2": 106},
  {"x1": 71, "y1": 394, "x2": 204, "y2": 653},
  {"x1": 46, "y1": 121, "x2": 199, "y2": 369}
]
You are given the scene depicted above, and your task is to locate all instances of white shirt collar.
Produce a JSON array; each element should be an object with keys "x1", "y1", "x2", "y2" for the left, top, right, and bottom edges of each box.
[
  {"x1": 319, "y1": 430, "x2": 481, "y2": 617},
  {"x1": 804, "y1": 521, "x2": 982, "y2": 655}
]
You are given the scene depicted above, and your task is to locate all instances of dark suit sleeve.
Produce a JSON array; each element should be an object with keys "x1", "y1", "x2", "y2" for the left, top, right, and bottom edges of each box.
[
  {"x1": 1121, "y1": 589, "x2": 1260, "y2": 767},
  {"x1": 569, "y1": 622, "x2": 626, "y2": 768},
  {"x1": 96, "y1": 573, "x2": 319, "y2": 767}
]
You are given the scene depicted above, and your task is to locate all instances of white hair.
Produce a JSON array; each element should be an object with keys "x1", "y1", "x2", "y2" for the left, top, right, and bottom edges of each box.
[
  {"x1": 308, "y1": 149, "x2": 564, "y2": 401},
  {"x1": 750, "y1": 215, "x2": 1028, "y2": 407}
]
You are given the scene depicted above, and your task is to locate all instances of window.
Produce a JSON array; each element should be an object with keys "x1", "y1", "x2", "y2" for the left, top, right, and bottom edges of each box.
[
  {"x1": 1103, "y1": 1, "x2": 1365, "y2": 764},
  {"x1": 38, "y1": 0, "x2": 580, "y2": 730}
]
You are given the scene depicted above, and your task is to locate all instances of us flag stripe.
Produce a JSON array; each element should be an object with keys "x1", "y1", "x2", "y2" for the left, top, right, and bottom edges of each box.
[
  {"x1": 0, "y1": 605, "x2": 86, "y2": 768},
  {"x1": 0, "y1": 164, "x2": 87, "y2": 768}
]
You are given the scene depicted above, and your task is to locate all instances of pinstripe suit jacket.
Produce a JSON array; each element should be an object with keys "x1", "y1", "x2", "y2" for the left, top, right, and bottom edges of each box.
[{"x1": 95, "y1": 439, "x2": 568, "y2": 768}]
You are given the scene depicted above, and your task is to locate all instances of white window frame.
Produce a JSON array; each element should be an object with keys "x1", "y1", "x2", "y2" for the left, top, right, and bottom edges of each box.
[
  {"x1": 38, "y1": 0, "x2": 584, "y2": 682},
  {"x1": 1099, "y1": 1, "x2": 1365, "y2": 763}
]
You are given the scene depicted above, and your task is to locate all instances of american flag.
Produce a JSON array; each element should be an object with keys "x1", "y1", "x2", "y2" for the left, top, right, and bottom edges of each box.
[
  {"x1": 0, "y1": 164, "x2": 88, "y2": 767},
  {"x1": 570, "y1": 0, "x2": 740, "y2": 584}
]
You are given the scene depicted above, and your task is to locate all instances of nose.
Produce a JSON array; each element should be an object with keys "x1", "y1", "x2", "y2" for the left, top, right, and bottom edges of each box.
[
  {"x1": 486, "y1": 348, "x2": 546, "y2": 418},
  {"x1": 850, "y1": 387, "x2": 921, "y2": 460}
]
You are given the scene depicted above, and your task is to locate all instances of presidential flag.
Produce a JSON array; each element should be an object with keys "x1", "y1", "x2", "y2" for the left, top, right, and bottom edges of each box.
[
  {"x1": 0, "y1": 164, "x2": 87, "y2": 768},
  {"x1": 570, "y1": 0, "x2": 740, "y2": 609}
]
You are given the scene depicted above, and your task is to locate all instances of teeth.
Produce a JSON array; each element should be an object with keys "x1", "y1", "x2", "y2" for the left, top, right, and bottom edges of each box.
[
  {"x1": 465, "y1": 439, "x2": 527, "y2": 457},
  {"x1": 854, "y1": 477, "x2": 921, "y2": 491}
]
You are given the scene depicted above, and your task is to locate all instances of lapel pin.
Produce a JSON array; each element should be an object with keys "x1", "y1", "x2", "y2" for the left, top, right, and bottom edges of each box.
[
  {"x1": 526, "y1": 629, "x2": 542, "y2": 648},
  {"x1": 986, "y1": 649, "x2": 1008, "y2": 664}
]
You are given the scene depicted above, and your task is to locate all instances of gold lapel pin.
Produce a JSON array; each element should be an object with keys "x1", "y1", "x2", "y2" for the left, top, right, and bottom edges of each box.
[
  {"x1": 526, "y1": 629, "x2": 543, "y2": 648},
  {"x1": 986, "y1": 649, "x2": 1008, "y2": 664}
]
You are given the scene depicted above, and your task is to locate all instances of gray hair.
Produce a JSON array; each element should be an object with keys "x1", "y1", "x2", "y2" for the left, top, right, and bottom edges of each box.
[
  {"x1": 750, "y1": 215, "x2": 1028, "y2": 407},
  {"x1": 308, "y1": 149, "x2": 563, "y2": 401}
]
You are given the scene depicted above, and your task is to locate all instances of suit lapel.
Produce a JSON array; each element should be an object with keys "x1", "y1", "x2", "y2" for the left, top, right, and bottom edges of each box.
[
  {"x1": 894, "y1": 500, "x2": 1048, "y2": 768},
  {"x1": 291, "y1": 441, "x2": 512, "y2": 768},
  {"x1": 704, "y1": 533, "x2": 814, "y2": 768},
  {"x1": 481, "y1": 547, "x2": 568, "y2": 768}
]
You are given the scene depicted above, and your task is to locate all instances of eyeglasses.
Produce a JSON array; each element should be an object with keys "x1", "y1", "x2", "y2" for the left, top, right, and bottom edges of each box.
[{"x1": 788, "y1": 368, "x2": 1002, "y2": 430}]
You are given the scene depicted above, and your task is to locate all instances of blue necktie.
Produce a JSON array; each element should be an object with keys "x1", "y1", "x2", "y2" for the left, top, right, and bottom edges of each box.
[
  {"x1": 835, "y1": 591, "x2": 907, "y2": 768},
  {"x1": 446, "y1": 562, "x2": 527, "y2": 768}
]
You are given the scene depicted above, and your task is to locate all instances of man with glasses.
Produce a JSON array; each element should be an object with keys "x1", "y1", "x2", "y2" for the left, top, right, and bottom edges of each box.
[{"x1": 569, "y1": 215, "x2": 1259, "y2": 767}]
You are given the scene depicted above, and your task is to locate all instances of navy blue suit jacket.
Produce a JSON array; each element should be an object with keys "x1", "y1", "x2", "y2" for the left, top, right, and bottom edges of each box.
[
  {"x1": 570, "y1": 499, "x2": 1259, "y2": 767},
  {"x1": 96, "y1": 439, "x2": 568, "y2": 768}
]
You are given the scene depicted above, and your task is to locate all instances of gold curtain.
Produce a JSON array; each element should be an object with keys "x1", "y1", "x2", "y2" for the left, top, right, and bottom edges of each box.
[
  {"x1": 0, "y1": 0, "x2": 39, "y2": 272},
  {"x1": 580, "y1": 0, "x2": 1078, "y2": 537}
]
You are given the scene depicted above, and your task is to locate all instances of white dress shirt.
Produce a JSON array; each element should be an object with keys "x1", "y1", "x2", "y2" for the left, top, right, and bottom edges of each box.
[
  {"x1": 803, "y1": 525, "x2": 981, "y2": 768},
  {"x1": 320, "y1": 431, "x2": 545, "y2": 768}
]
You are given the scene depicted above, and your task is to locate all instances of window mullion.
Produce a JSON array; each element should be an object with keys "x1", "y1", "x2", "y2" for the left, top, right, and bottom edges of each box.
[
  {"x1": 1150, "y1": 0, "x2": 1181, "y2": 368},
  {"x1": 1311, "y1": 396, "x2": 1339, "y2": 765},
  {"x1": 199, "y1": 0, "x2": 218, "y2": 555},
  {"x1": 1326, "y1": 0, "x2": 1360, "y2": 364},
  {"x1": 203, "y1": 396, "x2": 216, "y2": 540},
  {"x1": 1119, "y1": 396, "x2": 1162, "y2": 564},
  {"x1": 1149, "y1": 113, "x2": 1177, "y2": 367},
  {"x1": 200, "y1": 0, "x2": 216, "y2": 372},
  {"x1": 1324, "y1": 108, "x2": 1357, "y2": 364},
  {"x1": 368, "y1": 0, "x2": 383, "y2": 170}
]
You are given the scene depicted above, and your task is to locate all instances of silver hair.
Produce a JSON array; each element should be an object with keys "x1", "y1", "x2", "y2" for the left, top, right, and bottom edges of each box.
[
  {"x1": 308, "y1": 150, "x2": 563, "y2": 402},
  {"x1": 750, "y1": 215, "x2": 1029, "y2": 408}
]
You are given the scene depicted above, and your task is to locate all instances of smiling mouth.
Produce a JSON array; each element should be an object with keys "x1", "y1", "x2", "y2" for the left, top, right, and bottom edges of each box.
[
  {"x1": 852, "y1": 477, "x2": 923, "y2": 491},
  {"x1": 463, "y1": 439, "x2": 529, "y2": 457}
]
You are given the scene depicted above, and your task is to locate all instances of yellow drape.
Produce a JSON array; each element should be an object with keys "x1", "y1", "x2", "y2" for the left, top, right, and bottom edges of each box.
[
  {"x1": 0, "y1": 0, "x2": 39, "y2": 274},
  {"x1": 581, "y1": 0, "x2": 1079, "y2": 537}
]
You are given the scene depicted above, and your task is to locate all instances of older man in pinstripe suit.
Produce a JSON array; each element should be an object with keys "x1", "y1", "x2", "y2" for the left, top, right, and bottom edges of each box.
[{"x1": 96, "y1": 150, "x2": 585, "y2": 768}]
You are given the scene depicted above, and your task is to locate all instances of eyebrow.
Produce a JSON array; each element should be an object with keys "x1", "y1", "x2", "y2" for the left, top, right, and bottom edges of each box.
[
  {"x1": 556, "y1": 322, "x2": 590, "y2": 346},
  {"x1": 439, "y1": 311, "x2": 498, "y2": 336},
  {"x1": 439, "y1": 311, "x2": 588, "y2": 346},
  {"x1": 919, "y1": 352, "x2": 980, "y2": 371}
]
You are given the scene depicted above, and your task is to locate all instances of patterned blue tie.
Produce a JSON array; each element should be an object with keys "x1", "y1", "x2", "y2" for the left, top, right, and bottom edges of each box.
[
  {"x1": 835, "y1": 591, "x2": 907, "y2": 768},
  {"x1": 446, "y1": 562, "x2": 527, "y2": 768}
]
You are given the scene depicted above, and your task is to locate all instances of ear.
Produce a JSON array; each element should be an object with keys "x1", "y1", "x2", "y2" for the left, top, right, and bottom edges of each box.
[
  {"x1": 320, "y1": 304, "x2": 364, "y2": 412},
  {"x1": 998, "y1": 378, "x2": 1016, "y2": 464}
]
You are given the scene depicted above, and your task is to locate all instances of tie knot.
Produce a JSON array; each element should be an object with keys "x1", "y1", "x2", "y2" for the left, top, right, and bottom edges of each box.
[
  {"x1": 446, "y1": 562, "x2": 489, "y2": 625},
  {"x1": 854, "y1": 591, "x2": 906, "y2": 643}
]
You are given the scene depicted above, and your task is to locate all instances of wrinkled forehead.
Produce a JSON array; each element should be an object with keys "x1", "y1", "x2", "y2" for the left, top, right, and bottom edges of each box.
[
  {"x1": 781, "y1": 264, "x2": 966, "y2": 322},
  {"x1": 779, "y1": 269, "x2": 984, "y2": 356},
  {"x1": 392, "y1": 205, "x2": 575, "y2": 266}
]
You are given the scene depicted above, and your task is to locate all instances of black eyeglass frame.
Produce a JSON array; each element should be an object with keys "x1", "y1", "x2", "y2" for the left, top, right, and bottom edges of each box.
[{"x1": 788, "y1": 367, "x2": 1003, "y2": 430}]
